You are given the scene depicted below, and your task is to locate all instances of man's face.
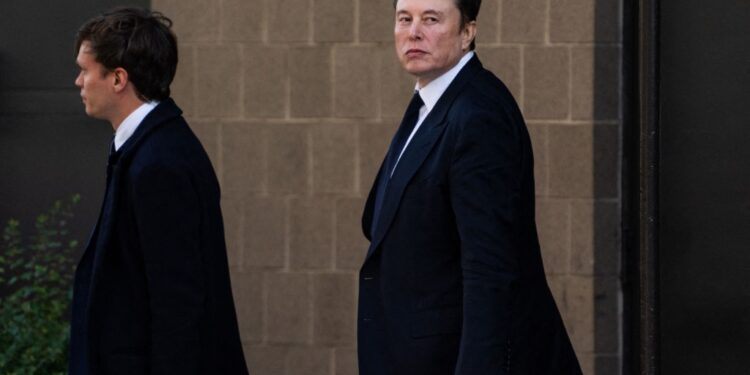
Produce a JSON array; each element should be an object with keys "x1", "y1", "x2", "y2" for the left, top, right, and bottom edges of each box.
[
  {"x1": 394, "y1": 0, "x2": 475, "y2": 87},
  {"x1": 74, "y1": 41, "x2": 116, "y2": 121}
]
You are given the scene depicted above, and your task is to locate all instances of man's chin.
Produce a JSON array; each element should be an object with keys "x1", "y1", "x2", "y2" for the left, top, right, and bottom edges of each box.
[
  {"x1": 403, "y1": 60, "x2": 428, "y2": 73},
  {"x1": 404, "y1": 66, "x2": 431, "y2": 79},
  {"x1": 83, "y1": 107, "x2": 103, "y2": 120},
  {"x1": 405, "y1": 68, "x2": 440, "y2": 87}
]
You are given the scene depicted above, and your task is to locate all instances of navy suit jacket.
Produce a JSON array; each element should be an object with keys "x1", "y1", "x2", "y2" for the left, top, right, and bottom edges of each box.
[
  {"x1": 358, "y1": 55, "x2": 582, "y2": 374},
  {"x1": 69, "y1": 99, "x2": 248, "y2": 375}
]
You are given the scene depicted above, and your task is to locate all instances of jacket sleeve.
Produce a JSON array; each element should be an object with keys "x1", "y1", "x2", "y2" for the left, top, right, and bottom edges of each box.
[
  {"x1": 449, "y1": 110, "x2": 523, "y2": 374},
  {"x1": 131, "y1": 162, "x2": 205, "y2": 374}
]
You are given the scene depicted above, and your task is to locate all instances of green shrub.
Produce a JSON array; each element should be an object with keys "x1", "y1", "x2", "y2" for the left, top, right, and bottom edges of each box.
[{"x1": 0, "y1": 195, "x2": 80, "y2": 375}]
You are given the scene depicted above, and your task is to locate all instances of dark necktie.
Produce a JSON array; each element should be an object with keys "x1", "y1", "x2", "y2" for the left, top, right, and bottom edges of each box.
[
  {"x1": 107, "y1": 137, "x2": 121, "y2": 182},
  {"x1": 109, "y1": 138, "x2": 116, "y2": 157},
  {"x1": 370, "y1": 91, "x2": 424, "y2": 236}
]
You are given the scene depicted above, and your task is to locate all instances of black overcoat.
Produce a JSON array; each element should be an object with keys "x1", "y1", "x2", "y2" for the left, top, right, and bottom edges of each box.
[
  {"x1": 358, "y1": 55, "x2": 582, "y2": 375},
  {"x1": 69, "y1": 99, "x2": 248, "y2": 375}
]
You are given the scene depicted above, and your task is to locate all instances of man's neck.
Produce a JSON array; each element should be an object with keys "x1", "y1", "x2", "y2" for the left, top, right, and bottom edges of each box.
[
  {"x1": 416, "y1": 51, "x2": 472, "y2": 89},
  {"x1": 110, "y1": 98, "x2": 146, "y2": 131},
  {"x1": 416, "y1": 51, "x2": 474, "y2": 92}
]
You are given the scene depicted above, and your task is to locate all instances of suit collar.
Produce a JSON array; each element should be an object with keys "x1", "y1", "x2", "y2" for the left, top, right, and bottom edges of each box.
[
  {"x1": 113, "y1": 101, "x2": 159, "y2": 151},
  {"x1": 417, "y1": 54, "x2": 482, "y2": 131},
  {"x1": 114, "y1": 98, "x2": 182, "y2": 163},
  {"x1": 366, "y1": 55, "x2": 484, "y2": 259},
  {"x1": 417, "y1": 51, "x2": 475, "y2": 113}
]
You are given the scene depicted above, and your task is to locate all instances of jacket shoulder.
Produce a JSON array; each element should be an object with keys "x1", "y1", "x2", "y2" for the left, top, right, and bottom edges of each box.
[
  {"x1": 457, "y1": 68, "x2": 520, "y2": 115},
  {"x1": 127, "y1": 117, "x2": 207, "y2": 177},
  {"x1": 445, "y1": 70, "x2": 523, "y2": 135}
]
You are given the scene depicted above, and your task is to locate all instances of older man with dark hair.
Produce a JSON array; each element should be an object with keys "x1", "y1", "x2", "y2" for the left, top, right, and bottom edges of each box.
[
  {"x1": 69, "y1": 8, "x2": 248, "y2": 375},
  {"x1": 357, "y1": 0, "x2": 582, "y2": 373}
]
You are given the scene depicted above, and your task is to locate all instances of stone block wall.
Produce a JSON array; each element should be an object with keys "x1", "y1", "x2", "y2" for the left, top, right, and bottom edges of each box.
[{"x1": 153, "y1": 0, "x2": 622, "y2": 373}]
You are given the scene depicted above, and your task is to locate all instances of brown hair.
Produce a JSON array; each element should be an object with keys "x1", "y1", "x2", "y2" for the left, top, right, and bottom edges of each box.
[{"x1": 75, "y1": 7, "x2": 178, "y2": 101}]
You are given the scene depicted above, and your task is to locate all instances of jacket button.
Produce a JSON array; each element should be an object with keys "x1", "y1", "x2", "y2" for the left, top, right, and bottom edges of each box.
[{"x1": 362, "y1": 276, "x2": 374, "y2": 281}]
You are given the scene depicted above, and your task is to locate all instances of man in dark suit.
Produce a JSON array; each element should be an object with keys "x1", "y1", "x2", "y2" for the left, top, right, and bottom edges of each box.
[
  {"x1": 358, "y1": 0, "x2": 582, "y2": 373},
  {"x1": 69, "y1": 8, "x2": 248, "y2": 374}
]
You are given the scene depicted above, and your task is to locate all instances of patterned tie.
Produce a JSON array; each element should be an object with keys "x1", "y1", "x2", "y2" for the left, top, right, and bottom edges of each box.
[{"x1": 370, "y1": 91, "x2": 424, "y2": 236}]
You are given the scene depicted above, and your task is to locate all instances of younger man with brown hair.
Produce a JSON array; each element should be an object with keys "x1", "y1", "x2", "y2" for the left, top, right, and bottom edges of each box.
[{"x1": 70, "y1": 8, "x2": 248, "y2": 374}]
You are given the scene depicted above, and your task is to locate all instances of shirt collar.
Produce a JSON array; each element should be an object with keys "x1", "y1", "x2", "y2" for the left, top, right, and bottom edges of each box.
[
  {"x1": 114, "y1": 101, "x2": 159, "y2": 151},
  {"x1": 415, "y1": 51, "x2": 474, "y2": 112}
]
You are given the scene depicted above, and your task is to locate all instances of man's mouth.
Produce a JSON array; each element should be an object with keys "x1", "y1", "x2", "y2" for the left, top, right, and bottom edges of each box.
[{"x1": 406, "y1": 49, "x2": 428, "y2": 57}]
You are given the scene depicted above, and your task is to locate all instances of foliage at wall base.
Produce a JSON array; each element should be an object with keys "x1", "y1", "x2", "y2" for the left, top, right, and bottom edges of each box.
[{"x1": 0, "y1": 195, "x2": 80, "y2": 375}]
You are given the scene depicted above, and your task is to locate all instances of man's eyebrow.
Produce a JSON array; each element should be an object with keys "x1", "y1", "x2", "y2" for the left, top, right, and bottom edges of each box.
[
  {"x1": 396, "y1": 9, "x2": 444, "y2": 17},
  {"x1": 422, "y1": 9, "x2": 444, "y2": 17}
]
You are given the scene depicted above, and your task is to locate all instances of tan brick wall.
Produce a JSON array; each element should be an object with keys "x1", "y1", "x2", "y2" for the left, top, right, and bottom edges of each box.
[{"x1": 153, "y1": 0, "x2": 622, "y2": 373}]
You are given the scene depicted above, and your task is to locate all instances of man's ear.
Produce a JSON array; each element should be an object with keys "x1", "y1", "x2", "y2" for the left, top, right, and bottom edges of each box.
[
  {"x1": 112, "y1": 67, "x2": 129, "y2": 93},
  {"x1": 461, "y1": 21, "x2": 477, "y2": 51}
]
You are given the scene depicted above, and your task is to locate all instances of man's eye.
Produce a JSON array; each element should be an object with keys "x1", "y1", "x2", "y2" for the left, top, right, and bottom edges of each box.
[
  {"x1": 397, "y1": 16, "x2": 411, "y2": 24},
  {"x1": 424, "y1": 17, "x2": 438, "y2": 24}
]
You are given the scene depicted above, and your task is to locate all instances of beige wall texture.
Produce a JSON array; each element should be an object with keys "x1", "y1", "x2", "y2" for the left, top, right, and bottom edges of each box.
[{"x1": 152, "y1": 0, "x2": 622, "y2": 373}]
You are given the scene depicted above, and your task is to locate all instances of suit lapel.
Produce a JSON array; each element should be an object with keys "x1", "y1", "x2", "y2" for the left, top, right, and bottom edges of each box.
[
  {"x1": 361, "y1": 161, "x2": 384, "y2": 242},
  {"x1": 365, "y1": 56, "x2": 484, "y2": 260}
]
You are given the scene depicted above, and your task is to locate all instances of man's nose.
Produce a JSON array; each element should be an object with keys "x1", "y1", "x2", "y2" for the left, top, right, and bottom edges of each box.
[
  {"x1": 74, "y1": 73, "x2": 83, "y2": 88},
  {"x1": 408, "y1": 21, "x2": 423, "y2": 39}
]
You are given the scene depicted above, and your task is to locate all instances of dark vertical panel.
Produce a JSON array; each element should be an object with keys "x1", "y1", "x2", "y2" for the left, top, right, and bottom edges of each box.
[
  {"x1": 635, "y1": 0, "x2": 662, "y2": 374},
  {"x1": 659, "y1": 1, "x2": 750, "y2": 373},
  {"x1": 621, "y1": 0, "x2": 642, "y2": 373},
  {"x1": 0, "y1": 0, "x2": 149, "y2": 252}
]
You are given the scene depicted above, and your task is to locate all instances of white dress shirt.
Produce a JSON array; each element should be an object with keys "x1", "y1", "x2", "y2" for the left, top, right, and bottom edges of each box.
[
  {"x1": 392, "y1": 51, "x2": 475, "y2": 173},
  {"x1": 113, "y1": 101, "x2": 159, "y2": 151}
]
